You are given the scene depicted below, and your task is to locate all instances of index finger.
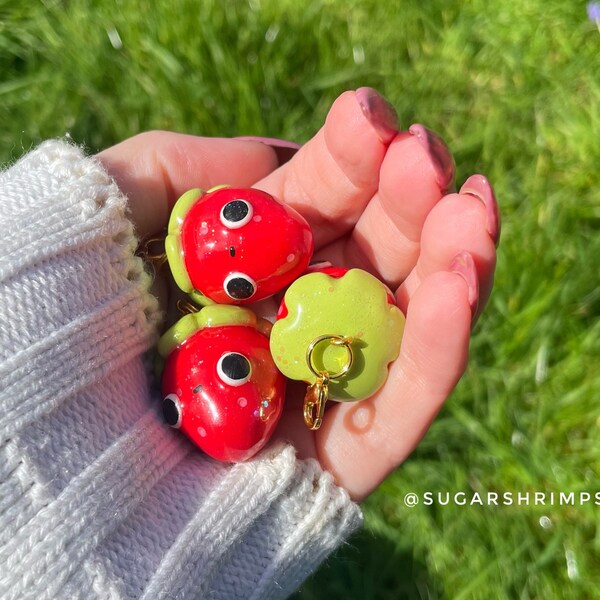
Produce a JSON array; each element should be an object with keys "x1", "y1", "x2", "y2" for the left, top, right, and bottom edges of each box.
[{"x1": 97, "y1": 131, "x2": 281, "y2": 238}]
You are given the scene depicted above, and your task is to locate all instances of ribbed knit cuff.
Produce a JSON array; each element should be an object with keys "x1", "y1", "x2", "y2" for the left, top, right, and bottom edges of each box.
[
  {"x1": 0, "y1": 140, "x2": 362, "y2": 600},
  {"x1": 0, "y1": 140, "x2": 162, "y2": 437},
  {"x1": 209, "y1": 445, "x2": 363, "y2": 600}
]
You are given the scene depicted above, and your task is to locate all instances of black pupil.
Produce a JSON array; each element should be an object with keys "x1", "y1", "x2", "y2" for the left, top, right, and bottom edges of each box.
[
  {"x1": 221, "y1": 353, "x2": 250, "y2": 380},
  {"x1": 162, "y1": 397, "x2": 180, "y2": 427},
  {"x1": 223, "y1": 200, "x2": 249, "y2": 223},
  {"x1": 226, "y1": 277, "x2": 254, "y2": 299}
]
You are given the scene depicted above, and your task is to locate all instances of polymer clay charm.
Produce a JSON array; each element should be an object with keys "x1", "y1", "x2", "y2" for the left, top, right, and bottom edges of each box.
[
  {"x1": 158, "y1": 305, "x2": 286, "y2": 462},
  {"x1": 270, "y1": 267, "x2": 405, "y2": 429},
  {"x1": 165, "y1": 186, "x2": 314, "y2": 305}
]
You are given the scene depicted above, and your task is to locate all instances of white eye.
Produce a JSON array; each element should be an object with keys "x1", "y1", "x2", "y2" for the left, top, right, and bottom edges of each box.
[
  {"x1": 220, "y1": 199, "x2": 253, "y2": 229},
  {"x1": 224, "y1": 272, "x2": 256, "y2": 300},
  {"x1": 162, "y1": 393, "x2": 182, "y2": 428},
  {"x1": 217, "y1": 352, "x2": 252, "y2": 386}
]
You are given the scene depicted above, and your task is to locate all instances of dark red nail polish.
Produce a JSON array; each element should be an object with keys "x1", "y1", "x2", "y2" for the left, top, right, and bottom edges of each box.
[
  {"x1": 408, "y1": 124, "x2": 455, "y2": 194},
  {"x1": 235, "y1": 136, "x2": 301, "y2": 166},
  {"x1": 355, "y1": 87, "x2": 400, "y2": 144},
  {"x1": 459, "y1": 175, "x2": 500, "y2": 246},
  {"x1": 450, "y1": 251, "x2": 479, "y2": 317}
]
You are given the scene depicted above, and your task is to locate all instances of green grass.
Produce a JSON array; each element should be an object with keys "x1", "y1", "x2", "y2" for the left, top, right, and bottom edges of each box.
[{"x1": 2, "y1": 0, "x2": 599, "y2": 597}]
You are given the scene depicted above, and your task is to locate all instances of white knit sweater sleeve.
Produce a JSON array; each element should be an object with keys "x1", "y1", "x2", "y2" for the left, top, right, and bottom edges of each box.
[{"x1": 0, "y1": 140, "x2": 362, "y2": 600}]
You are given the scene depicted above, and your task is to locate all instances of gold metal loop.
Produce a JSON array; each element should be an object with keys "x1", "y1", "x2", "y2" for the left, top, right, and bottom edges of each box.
[
  {"x1": 176, "y1": 298, "x2": 200, "y2": 315},
  {"x1": 258, "y1": 398, "x2": 274, "y2": 422},
  {"x1": 136, "y1": 232, "x2": 168, "y2": 272},
  {"x1": 306, "y1": 334, "x2": 354, "y2": 381},
  {"x1": 303, "y1": 374, "x2": 329, "y2": 430}
]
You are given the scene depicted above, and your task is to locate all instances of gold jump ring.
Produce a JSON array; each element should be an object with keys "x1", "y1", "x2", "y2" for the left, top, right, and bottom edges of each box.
[{"x1": 306, "y1": 334, "x2": 354, "y2": 380}]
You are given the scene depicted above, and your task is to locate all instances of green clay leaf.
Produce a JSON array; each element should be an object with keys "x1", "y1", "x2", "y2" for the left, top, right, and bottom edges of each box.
[{"x1": 158, "y1": 305, "x2": 262, "y2": 357}]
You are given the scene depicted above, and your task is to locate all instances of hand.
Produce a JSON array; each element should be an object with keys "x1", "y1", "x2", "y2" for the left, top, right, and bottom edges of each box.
[{"x1": 98, "y1": 88, "x2": 499, "y2": 502}]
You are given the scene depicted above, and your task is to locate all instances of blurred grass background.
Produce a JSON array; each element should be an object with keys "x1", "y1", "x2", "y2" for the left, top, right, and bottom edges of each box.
[{"x1": 1, "y1": 0, "x2": 599, "y2": 597}]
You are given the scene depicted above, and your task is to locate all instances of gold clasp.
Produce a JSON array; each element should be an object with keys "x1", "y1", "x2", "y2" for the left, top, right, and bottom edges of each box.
[
  {"x1": 175, "y1": 298, "x2": 200, "y2": 315},
  {"x1": 136, "y1": 232, "x2": 168, "y2": 272},
  {"x1": 303, "y1": 335, "x2": 353, "y2": 430}
]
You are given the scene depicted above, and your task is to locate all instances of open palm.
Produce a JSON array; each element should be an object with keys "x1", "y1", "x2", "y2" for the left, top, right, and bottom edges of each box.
[{"x1": 98, "y1": 88, "x2": 498, "y2": 501}]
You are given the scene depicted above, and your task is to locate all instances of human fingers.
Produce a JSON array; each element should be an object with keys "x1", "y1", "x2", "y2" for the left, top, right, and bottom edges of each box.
[
  {"x1": 396, "y1": 176, "x2": 499, "y2": 319},
  {"x1": 254, "y1": 88, "x2": 400, "y2": 248},
  {"x1": 234, "y1": 136, "x2": 301, "y2": 167},
  {"x1": 97, "y1": 131, "x2": 281, "y2": 238},
  {"x1": 314, "y1": 125, "x2": 455, "y2": 287}
]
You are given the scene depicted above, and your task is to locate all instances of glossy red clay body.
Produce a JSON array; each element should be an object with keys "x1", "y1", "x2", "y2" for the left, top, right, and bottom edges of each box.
[
  {"x1": 180, "y1": 187, "x2": 313, "y2": 304},
  {"x1": 161, "y1": 324, "x2": 286, "y2": 462}
]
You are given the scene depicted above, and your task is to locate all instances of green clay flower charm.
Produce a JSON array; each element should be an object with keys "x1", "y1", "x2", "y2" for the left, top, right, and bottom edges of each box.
[{"x1": 270, "y1": 266, "x2": 405, "y2": 429}]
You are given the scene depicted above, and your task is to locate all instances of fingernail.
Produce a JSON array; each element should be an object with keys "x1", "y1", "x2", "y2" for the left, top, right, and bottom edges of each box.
[
  {"x1": 235, "y1": 136, "x2": 301, "y2": 166},
  {"x1": 450, "y1": 251, "x2": 479, "y2": 317},
  {"x1": 408, "y1": 124, "x2": 455, "y2": 194},
  {"x1": 355, "y1": 87, "x2": 400, "y2": 144},
  {"x1": 459, "y1": 174, "x2": 500, "y2": 246}
]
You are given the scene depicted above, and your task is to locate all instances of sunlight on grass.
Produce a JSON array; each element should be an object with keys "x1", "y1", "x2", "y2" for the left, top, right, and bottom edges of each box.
[{"x1": 1, "y1": 0, "x2": 599, "y2": 598}]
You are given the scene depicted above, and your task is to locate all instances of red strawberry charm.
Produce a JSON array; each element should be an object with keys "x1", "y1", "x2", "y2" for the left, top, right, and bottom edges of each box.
[
  {"x1": 165, "y1": 186, "x2": 314, "y2": 305},
  {"x1": 158, "y1": 305, "x2": 286, "y2": 462}
]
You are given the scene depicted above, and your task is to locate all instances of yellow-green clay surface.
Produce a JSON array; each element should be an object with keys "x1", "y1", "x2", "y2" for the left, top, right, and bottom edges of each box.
[
  {"x1": 165, "y1": 185, "x2": 229, "y2": 306},
  {"x1": 165, "y1": 188, "x2": 202, "y2": 296},
  {"x1": 270, "y1": 269, "x2": 404, "y2": 401},
  {"x1": 158, "y1": 304, "x2": 262, "y2": 357}
]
